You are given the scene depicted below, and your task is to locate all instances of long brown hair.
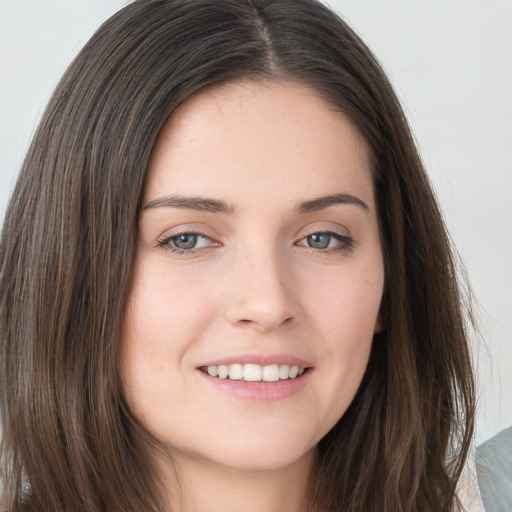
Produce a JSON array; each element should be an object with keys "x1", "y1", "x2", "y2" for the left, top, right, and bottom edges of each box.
[{"x1": 0, "y1": 1, "x2": 475, "y2": 510}]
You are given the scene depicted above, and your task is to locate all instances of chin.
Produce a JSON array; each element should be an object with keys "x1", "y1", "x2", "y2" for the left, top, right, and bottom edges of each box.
[{"x1": 186, "y1": 433, "x2": 318, "y2": 472}]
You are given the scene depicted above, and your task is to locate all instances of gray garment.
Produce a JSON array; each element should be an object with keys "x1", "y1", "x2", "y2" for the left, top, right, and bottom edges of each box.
[{"x1": 476, "y1": 426, "x2": 512, "y2": 512}]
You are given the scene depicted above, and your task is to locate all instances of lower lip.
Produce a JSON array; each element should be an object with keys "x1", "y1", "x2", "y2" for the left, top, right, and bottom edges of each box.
[{"x1": 197, "y1": 369, "x2": 312, "y2": 401}]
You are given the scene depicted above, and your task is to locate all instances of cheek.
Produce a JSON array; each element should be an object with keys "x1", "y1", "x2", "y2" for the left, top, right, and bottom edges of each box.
[
  {"x1": 123, "y1": 262, "x2": 216, "y2": 345},
  {"x1": 119, "y1": 262, "x2": 217, "y2": 400},
  {"x1": 308, "y1": 261, "x2": 383, "y2": 335},
  {"x1": 305, "y1": 262, "x2": 383, "y2": 394}
]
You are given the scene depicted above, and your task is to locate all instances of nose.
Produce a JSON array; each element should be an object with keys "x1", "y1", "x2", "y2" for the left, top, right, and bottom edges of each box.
[{"x1": 224, "y1": 248, "x2": 302, "y2": 333}]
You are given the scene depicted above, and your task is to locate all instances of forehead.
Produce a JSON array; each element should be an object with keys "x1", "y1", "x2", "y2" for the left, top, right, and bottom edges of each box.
[{"x1": 145, "y1": 81, "x2": 375, "y2": 211}]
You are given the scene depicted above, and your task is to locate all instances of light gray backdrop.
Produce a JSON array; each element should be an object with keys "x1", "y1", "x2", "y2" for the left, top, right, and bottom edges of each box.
[{"x1": 1, "y1": 0, "x2": 511, "y2": 443}]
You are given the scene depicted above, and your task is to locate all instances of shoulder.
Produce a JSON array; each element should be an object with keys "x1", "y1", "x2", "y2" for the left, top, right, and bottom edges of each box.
[
  {"x1": 475, "y1": 426, "x2": 512, "y2": 512},
  {"x1": 457, "y1": 448, "x2": 486, "y2": 512}
]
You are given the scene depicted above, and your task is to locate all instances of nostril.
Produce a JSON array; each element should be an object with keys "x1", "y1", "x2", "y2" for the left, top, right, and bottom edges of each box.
[{"x1": 225, "y1": 292, "x2": 301, "y2": 331}]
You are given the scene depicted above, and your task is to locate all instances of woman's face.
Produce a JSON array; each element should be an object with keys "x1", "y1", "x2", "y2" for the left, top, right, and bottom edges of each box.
[{"x1": 120, "y1": 81, "x2": 384, "y2": 472}]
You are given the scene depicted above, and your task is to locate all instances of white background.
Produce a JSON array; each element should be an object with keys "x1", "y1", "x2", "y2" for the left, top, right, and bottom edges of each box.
[{"x1": 0, "y1": 0, "x2": 510, "y2": 444}]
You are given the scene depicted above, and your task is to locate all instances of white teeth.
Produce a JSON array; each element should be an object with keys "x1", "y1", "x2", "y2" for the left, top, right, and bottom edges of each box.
[
  {"x1": 205, "y1": 363, "x2": 307, "y2": 382},
  {"x1": 243, "y1": 364, "x2": 262, "y2": 382},
  {"x1": 262, "y1": 364, "x2": 280, "y2": 382},
  {"x1": 229, "y1": 363, "x2": 243, "y2": 380},
  {"x1": 218, "y1": 365, "x2": 229, "y2": 379}
]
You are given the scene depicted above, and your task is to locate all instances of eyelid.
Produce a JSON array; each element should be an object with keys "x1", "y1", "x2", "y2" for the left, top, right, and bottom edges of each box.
[
  {"x1": 295, "y1": 230, "x2": 353, "y2": 245},
  {"x1": 295, "y1": 221, "x2": 352, "y2": 241},
  {"x1": 298, "y1": 224, "x2": 349, "y2": 238},
  {"x1": 156, "y1": 225, "x2": 222, "y2": 256},
  {"x1": 155, "y1": 223, "x2": 355, "y2": 256},
  {"x1": 294, "y1": 225, "x2": 356, "y2": 254},
  {"x1": 156, "y1": 222, "x2": 220, "y2": 243}
]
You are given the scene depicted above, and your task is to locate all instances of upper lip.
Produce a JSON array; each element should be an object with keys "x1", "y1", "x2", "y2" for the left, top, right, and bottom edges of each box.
[{"x1": 198, "y1": 353, "x2": 314, "y2": 368}]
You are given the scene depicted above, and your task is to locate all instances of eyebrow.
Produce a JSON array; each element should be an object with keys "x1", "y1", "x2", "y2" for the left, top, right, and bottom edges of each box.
[
  {"x1": 294, "y1": 193, "x2": 369, "y2": 213},
  {"x1": 143, "y1": 195, "x2": 237, "y2": 214},
  {"x1": 143, "y1": 192, "x2": 369, "y2": 215}
]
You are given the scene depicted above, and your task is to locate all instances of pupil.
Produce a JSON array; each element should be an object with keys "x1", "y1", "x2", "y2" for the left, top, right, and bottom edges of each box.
[
  {"x1": 308, "y1": 233, "x2": 330, "y2": 249},
  {"x1": 174, "y1": 234, "x2": 197, "y2": 250}
]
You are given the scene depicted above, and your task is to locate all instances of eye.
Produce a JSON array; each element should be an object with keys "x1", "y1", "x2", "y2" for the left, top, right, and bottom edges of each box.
[
  {"x1": 296, "y1": 231, "x2": 354, "y2": 252},
  {"x1": 157, "y1": 232, "x2": 216, "y2": 255}
]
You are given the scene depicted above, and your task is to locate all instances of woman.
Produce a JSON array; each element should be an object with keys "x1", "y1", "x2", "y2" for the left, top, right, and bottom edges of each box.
[{"x1": 0, "y1": 0, "x2": 475, "y2": 511}]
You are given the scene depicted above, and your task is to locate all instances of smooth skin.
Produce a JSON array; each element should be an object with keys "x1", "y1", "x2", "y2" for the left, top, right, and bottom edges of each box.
[{"x1": 120, "y1": 81, "x2": 385, "y2": 512}]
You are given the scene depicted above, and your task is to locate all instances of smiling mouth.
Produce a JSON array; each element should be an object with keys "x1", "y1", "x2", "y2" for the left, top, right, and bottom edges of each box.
[{"x1": 200, "y1": 363, "x2": 307, "y2": 382}]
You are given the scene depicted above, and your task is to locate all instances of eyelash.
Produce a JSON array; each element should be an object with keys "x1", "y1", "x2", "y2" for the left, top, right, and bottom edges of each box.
[
  {"x1": 298, "y1": 231, "x2": 355, "y2": 254},
  {"x1": 157, "y1": 231, "x2": 217, "y2": 256},
  {"x1": 157, "y1": 230, "x2": 355, "y2": 256}
]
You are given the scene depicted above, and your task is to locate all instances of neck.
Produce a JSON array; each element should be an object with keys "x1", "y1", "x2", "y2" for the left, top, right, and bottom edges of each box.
[{"x1": 155, "y1": 448, "x2": 317, "y2": 512}]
